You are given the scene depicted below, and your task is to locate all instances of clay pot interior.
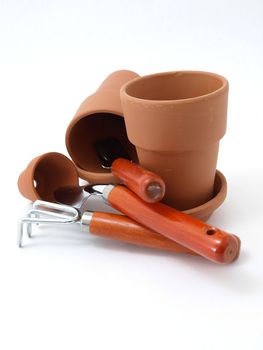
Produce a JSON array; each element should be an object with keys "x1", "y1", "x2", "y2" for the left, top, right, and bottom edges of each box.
[
  {"x1": 125, "y1": 71, "x2": 224, "y2": 101},
  {"x1": 68, "y1": 113, "x2": 138, "y2": 174},
  {"x1": 34, "y1": 158, "x2": 76, "y2": 201}
]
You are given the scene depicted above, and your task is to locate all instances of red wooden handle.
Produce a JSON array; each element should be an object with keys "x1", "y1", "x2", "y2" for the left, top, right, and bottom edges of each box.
[
  {"x1": 111, "y1": 158, "x2": 165, "y2": 203},
  {"x1": 89, "y1": 212, "x2": 195, "y2": 254},
  {"x1": 106, "y1": 186, "x2": 241, "y2": 264}
]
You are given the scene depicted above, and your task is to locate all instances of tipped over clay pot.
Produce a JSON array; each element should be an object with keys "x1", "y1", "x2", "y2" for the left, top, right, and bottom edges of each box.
[
  {"x1": 65, "y1": 70, "x2": 139, "y2": 184},
  {"x1": 121, "y1": 71, "x2": 228, "y2": 211},
  {"x1": 18, "y1": 152, "x2": 79, "y2": 202}
]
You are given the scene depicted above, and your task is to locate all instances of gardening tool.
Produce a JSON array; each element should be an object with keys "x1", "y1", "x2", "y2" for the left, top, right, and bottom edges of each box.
[
  {"x1": 94, "y1": 137, "x2": 165, "y2": 202},
  {"x1": 18, "y1": 200, "x2": 194, "y2": 255},
  {"x1": 100, "y1": 184, "x2": 241, "y2": 264},
  {"x1": 54, "y1": 183, "x2": 240, "y2": 263}
]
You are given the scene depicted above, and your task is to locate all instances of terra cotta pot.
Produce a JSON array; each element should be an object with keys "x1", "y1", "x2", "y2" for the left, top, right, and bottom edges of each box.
[
  {"x1": 65, "y1": 70, "x2": 139, "y2": 184},
  {"x1": 120, "y1": 71, "x2": 228, "y2": 210},
  {"x1": 18, "y1": 152, "x2": 79, "y2": 202}
]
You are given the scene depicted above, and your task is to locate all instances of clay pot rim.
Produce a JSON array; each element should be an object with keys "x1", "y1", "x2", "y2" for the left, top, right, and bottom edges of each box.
[
  {"x1": 66, "y1": 108, "x2": 124, "y2": 128},
  {"x1": 121, "y1": 70, "x2": 228, "y2": 105},
  {"x1": 76, "y1": 163, "x2": 118, "y2": 183},
  {"x1": 183, "y1": 170, "x2": 227, "y2": 217}
]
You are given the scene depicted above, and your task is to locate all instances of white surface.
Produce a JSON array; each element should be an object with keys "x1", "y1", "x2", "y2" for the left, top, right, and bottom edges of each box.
[{"x1": 0, "y1": 0, "x2": 263, "y2": 349}]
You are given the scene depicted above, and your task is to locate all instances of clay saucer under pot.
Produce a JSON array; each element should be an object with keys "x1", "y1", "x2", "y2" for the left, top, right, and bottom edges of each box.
[{"x1": 185, "y1": 170, "x2": 227, "y2": 222}]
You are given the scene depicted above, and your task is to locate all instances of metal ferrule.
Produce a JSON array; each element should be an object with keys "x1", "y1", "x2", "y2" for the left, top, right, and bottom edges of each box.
[
  {"x1": 81, "y1": 211, "x2": 94, "y2": 233},
  {"x1": 102, "y1": 184, "x2": 115, "y2": 201}
]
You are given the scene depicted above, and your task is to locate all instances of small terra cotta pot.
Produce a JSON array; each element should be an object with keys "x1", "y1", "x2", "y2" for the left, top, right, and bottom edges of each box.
[
  {"x1": 65, "y1": 70, "x2": 139, "y2": 184},
  {"x1": 120, "y1": 71, "x2": 228, "y2": 211},
  {"x1": 18, "y1": 152, "x2": 79, "y2": 202}
]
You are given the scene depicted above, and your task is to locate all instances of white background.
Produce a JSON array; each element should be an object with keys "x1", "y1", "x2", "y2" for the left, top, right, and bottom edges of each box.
[{"x1": 0, "y1": 0, "x2": 263, "y2": 349}]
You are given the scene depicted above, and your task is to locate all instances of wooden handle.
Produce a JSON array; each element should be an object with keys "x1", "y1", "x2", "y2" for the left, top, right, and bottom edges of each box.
[
  {"x1": 89, "y1": 212, "x2": 195, "y2": 254},
  {"x1": 106, "y1": 186, "x2": 241, "y2": 264},
  {"x1": 111, "y1": 158, "x2": 165, "y2": 203}
]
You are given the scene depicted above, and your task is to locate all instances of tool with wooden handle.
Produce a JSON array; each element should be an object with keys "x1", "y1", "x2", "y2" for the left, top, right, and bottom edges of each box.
[
  {"x1": 82, "y1": 211, "x2": 194, "y2": 254},
  {"x1": 95, "y1": 138, "x2": 165, "y2": 203},
  {"x1": 102, "y1": 185, "x2": 241, "y2": 264},
  {"x1": 18, "y1": 200, "x2": 195, "y2": 254}
]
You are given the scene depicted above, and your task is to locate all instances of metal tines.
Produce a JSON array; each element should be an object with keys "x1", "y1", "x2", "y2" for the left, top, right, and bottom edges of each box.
[{"x1": 18, "y1": 200, "x2": 79, "y2": 248}]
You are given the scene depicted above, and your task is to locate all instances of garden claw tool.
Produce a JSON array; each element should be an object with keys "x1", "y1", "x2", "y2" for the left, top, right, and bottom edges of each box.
[{"x1": 18, "y1": 200, "x2": 194, "y2": 255}]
